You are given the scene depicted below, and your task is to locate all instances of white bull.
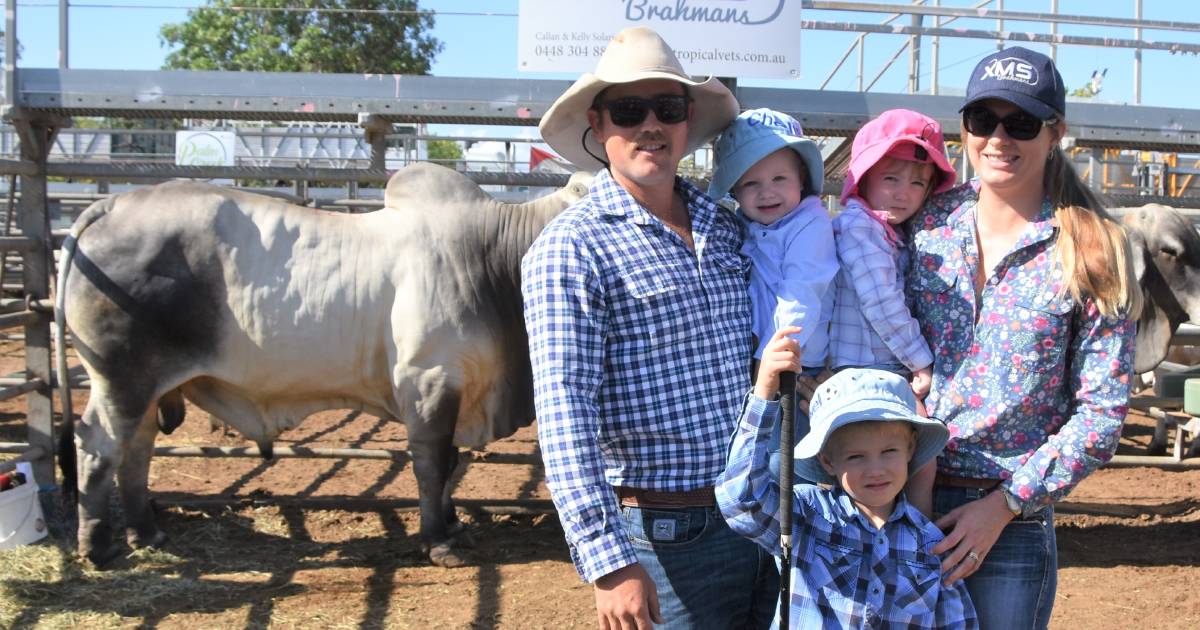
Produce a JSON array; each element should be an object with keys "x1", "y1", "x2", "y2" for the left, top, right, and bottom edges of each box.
[{"x1": 56, "y1": 163, "x2": 592, "y2": 567}]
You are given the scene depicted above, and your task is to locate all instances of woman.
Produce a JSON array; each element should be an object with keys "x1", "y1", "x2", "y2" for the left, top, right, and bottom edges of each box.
[{"x1": 907, "y1": 47, "x2": 1140, "y2": 629}]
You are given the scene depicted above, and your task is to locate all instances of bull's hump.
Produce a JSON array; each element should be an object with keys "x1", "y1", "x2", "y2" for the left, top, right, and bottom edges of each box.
[{"x1": 384, "y1": 163, "x2": 490, "y2": 210}]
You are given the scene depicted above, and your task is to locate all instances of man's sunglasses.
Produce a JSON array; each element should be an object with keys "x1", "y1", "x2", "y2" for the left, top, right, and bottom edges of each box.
[
  {"x1": 598, "y1": 95, "x2": 690, "y2": 127},
  {"x1": 962, "y1": 106, "x2": 1058, "y2": 141}
]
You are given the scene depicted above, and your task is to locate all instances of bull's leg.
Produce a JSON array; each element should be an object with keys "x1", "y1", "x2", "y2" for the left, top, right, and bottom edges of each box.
[
  {"x1": 74, "y1": 400, "x2": 125, "y2": 567},
  {"x1": 407, "y1": 391, "x2": 471, "y2": 568},
  {"x1": 1147, "y1": 415, "x2": 1169, "y2": 456},
  {"x1": 120, "y1": 404, "x2": 167, "y2": 549},
  {"x1": 442, "y1": 448, "x2": 475, "y2": 546}
]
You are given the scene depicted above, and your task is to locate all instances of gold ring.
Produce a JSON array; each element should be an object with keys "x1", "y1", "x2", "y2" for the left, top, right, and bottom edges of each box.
[{"x1": 967, "y1": 550, "x2": 981, "y2": 563}]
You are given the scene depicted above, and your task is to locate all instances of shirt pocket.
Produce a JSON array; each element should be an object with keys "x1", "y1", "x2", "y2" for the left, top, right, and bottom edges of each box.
[
  {"x1": 809, "y1": 536, "x2": 864, "y2": 604},
  {"x1": 1008, "y1": 294, "x2": 1074, "y2": 374},
  {"x1": 891, "y1": 549, "x2": 943, "y2": 617},
  {"x1": 611, "y1": 263, "x2": 691, "y2": 351}
]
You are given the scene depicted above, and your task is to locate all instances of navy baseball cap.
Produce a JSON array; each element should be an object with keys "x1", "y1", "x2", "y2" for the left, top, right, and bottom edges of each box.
[{"x1": 961, "y1": 46, "x2": 1066, "y2": 120}]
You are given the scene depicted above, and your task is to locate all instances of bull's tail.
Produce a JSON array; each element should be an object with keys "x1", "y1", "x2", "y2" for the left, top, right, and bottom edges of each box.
[{"x1": 55, "y1": 196, "x2": 117, "y2": 503}]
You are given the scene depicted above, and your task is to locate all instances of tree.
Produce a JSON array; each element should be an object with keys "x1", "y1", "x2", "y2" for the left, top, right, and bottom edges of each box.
[
  {"x1": 160, "y1": 0, "x2": 442, "y2": 74},
  {"x1": 426, "y1": 139, "x2": 463, "y2": 166}
]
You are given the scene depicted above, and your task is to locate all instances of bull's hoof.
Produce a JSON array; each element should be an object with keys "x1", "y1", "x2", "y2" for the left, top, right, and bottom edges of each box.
[
  {"x1": 1146, "y1": 441, "x2": 1167, "y2": 456},
  {"x1": 128, "y1": 528, "x2": 168, "y2": 550},
  {"x1": 82, "y1": 544, "x2": 128, "y2": 570},
  {"x1": 449, "y1": 527, "x2": 477, "y2": 549},
  {"x1": 428, "y1": 542, "x2": 472, "y2": 568}
]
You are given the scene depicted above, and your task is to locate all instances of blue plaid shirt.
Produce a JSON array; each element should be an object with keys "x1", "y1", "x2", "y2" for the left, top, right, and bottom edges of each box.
[
  {"x1": 717, "y1": 396, "x2": 979, "y2": 629},
  {"x1": 522, "y1": 169, "x2": 752, "y2": 582}
]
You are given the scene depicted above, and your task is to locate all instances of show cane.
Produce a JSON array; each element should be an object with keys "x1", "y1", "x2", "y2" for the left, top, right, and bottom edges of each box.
[{"x1": 777, "y1": 370, "x2": 796, "y2": 629}]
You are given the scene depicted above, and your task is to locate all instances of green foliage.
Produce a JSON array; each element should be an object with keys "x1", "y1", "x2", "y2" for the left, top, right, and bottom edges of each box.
[
  {"x1": 160, "y1": 0, "x2": 442, "y2": 74},
  {"x1": 426, "y1": 139, "x2": 462, "y2": 163}
]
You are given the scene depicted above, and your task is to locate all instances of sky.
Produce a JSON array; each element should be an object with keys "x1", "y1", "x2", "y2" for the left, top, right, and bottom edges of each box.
[{"x1": 7, "y1": 0, "x2": 1200, "y2": 148}]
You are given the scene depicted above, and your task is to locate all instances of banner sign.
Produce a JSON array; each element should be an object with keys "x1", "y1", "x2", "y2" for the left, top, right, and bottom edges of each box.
[
  {"x1": 518, "y1": 0, "x2": 802, "y2": 79},
  {"x1": 175, "y1": 130, "x2": 237, "y2": 166}
]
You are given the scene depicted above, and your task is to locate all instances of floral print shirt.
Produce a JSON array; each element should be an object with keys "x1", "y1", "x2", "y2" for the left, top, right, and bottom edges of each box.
[{"x1": 906, "y1": 181, "x2": 1135, "y2": 515}]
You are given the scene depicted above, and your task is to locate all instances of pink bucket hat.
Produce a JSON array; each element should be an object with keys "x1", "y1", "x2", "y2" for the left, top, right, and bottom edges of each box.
[{"x1": 840, "y1": 109, "x2": 957, "y2": 205}]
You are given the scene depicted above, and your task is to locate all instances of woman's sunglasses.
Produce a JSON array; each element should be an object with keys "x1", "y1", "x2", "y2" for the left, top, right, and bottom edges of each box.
[
  {"x1": 598, "y1": 95, "x2": 690, "y2": 127},
  {"x1": 962, "y1": 106, "x2": 1058, "y2": 141}
]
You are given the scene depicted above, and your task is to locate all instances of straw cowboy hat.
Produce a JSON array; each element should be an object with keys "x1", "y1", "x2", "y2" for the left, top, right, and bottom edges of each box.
[{"x1": 539, "y1": 27, "x2": 739, "y2": 172}]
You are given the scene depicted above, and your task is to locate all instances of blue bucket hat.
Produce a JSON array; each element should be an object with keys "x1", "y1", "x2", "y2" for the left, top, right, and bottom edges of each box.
[
  {"x1": 708, "y1": 108, "x2": 825, "y2": 200},
  {"x1": 961, "y1": 46, "x2": 1066, "y2": 120},
  {"x1": 794, "y1": 369, "x2": 948, "y2": 486}
]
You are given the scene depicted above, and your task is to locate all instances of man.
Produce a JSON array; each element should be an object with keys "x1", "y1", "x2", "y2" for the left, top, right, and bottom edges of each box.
[{"x1": 523, "y1": 27, "x2": 778, "y2": 629}]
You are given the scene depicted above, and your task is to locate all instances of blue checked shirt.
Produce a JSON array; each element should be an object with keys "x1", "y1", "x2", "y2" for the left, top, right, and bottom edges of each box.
[
  {"x1": 830, "y1": 198, "x2": 933, "y2": 372},
  {"x1": 522, "y1": 169, "x2": 752, "y2": 582},
  {"x1": 717, "y1": 396, "x2": 979, "y2": 629}
]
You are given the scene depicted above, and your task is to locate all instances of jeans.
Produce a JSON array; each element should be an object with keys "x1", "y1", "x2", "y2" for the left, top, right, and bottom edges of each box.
[
  {"x1": 768, "y1": 365, "x2": 825, "y2": 484},
  {"x1": 934, "y1": 486, "x2": 1057, "y2": 630},
  {"x1": 620, "y1": 504, "x2": 779, "y2": 629}
]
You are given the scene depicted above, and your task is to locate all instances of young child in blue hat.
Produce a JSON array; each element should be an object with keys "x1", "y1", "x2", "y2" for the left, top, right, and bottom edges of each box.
[
  {"x1": 710, "y1": 109, "x2": 839, "y2": 480},
  {"x1": 716, "y1": 328, "x2": 978, "y2": 629}
]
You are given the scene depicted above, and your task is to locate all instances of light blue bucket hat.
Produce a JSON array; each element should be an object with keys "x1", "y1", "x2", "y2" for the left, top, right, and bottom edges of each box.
[
  {"x1": 708, "y1": 108, "x2": 825, "y2": 200},
  {"x1": 794, "y1": 369, "x2": 948, "y2": 486}
]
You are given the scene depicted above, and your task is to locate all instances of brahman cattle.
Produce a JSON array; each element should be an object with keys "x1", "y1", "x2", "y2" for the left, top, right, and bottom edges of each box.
[
  {"x1": 57, "y1": 163, "x2": 592, "y2": 567},
  {"x1": 1123, "y1": 204, "x2": 1200, "y2": 374}
]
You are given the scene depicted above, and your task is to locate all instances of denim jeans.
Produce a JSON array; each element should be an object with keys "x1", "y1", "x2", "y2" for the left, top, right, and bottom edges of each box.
[
  {"x1": 768, "y1": 365, "x2": 825, "y2": 484},
  {"x1": 934, "y1": 486, "x2": 1057, "y2": 630},
  {"x1": 620, "y1": 504, "x2": 779, "y2": 629}
]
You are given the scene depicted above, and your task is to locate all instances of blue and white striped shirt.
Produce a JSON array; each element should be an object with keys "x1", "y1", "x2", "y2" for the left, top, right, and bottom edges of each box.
[
  {"x1": 717, "y1": 396, "x2": 979, "y2": 629},
  {"x1": 522, "y1": 169, "x2": 753, "y2": 582}
]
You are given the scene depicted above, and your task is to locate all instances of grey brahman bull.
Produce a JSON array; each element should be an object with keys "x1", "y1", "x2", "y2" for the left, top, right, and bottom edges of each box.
[{"x1": 56, "y1": 163, "x2": 592, "y2": 568}]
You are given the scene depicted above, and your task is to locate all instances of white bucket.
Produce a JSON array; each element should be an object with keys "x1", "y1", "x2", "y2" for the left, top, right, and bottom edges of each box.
[{"x1": 0, "y1": 462, "x2": 48, "y2": 549}]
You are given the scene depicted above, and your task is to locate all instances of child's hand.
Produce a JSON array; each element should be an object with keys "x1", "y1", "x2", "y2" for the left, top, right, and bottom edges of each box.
[
  {"x1": 911, "y1": 366, "x2": 933, "y2": 399},
  {"x1": 753, "y1": 326, "x2": 803, "y2": 400}
]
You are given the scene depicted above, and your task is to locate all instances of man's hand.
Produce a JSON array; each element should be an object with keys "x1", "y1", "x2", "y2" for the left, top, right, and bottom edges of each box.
[
  {"x1": 594, "y1": 563, "x2": 662, "y2": 629},
  {"x1": 795, "y1": 368, "x2": 832, "y2": 415},
  {"x1": 911, "y1": 366, "x2": 933, "y2": 399}
]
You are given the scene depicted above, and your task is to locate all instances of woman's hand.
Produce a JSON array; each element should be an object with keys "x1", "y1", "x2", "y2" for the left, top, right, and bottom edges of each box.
[
  {"x1": 752, "y1": 326, "x2": 803, "y2": 400},
  {"x1": 931, "y1": 490, "x2": 1016, "y2": 584}
]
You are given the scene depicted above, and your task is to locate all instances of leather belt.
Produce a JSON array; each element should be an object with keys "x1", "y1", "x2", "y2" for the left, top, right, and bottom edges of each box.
[
  {"x1": 616, "y1": 486, "x2": 716, "y2": 508},
  {"x1": 935, "y1": 474, "x2": 1002, "y2": 490}
]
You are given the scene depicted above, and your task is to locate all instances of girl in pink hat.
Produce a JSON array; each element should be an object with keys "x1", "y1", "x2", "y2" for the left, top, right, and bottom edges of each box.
[{"x1": 829, "y1": 108, "x2": 957, "y2": 516}]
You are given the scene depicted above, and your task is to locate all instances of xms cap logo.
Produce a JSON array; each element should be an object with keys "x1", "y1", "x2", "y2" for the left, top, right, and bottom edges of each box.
[{"x1": 981, "y1": 58, "x2": 1039, "y2": 86}]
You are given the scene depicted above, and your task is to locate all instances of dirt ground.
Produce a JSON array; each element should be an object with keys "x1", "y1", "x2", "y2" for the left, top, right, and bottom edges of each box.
[{"x1": 1, "y1": 335, "x2": 1199, "y2": 629}]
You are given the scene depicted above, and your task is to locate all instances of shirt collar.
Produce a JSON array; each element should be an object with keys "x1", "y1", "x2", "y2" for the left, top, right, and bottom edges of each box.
[
  {"x1": 946, "y1": 179, "x2": 1059, "y2": 252},
  {"x1": 589, "y1": 168, "x2": 722, "y2": 233},
  {"x1": 831, "y1": 486, "x2": 924, "y2": 530}
]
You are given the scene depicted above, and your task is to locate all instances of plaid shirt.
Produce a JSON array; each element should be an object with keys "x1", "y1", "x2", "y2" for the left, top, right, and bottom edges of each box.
[
  {"x1": 717, "y1": 396, "x2": 979, "y2": 630},
  {"x1": 830, "y1": 198, "x2": 933, "y2": 372},
  {"x1": 522, "y1": 169, "x2": 752, "y2": 582}
]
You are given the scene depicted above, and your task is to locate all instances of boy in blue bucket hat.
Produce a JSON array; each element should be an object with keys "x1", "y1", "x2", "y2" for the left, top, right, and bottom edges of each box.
[
  {"x1": 710, "y1": 109, "x2": 839, "y2": 481},
  {"x1": 717, "y1": 329, "x2": 978, "y2": 628}
]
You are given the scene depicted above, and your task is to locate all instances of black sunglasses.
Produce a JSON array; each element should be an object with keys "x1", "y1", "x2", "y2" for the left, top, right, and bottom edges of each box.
[
  {"x1": 962, "y1": 106, "x2": 1058, "y2": 141},
  {"x1": 598, "y1": 95, "x2": 690, "y2": 127}
]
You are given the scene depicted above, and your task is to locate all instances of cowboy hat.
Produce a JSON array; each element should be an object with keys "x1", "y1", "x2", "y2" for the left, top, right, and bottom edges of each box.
[{"x1": 539, "y1": 27, "x2": 739, "y2": 172}]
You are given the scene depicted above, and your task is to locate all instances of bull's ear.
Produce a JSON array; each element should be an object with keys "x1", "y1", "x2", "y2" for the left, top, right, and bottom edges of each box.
[
  {"x1": 1128, "y1": 229, "x2": 1148, "y2": 281},
  {"x1": 1133, "y1": 304, "x2": 1173, "y2": 373}
]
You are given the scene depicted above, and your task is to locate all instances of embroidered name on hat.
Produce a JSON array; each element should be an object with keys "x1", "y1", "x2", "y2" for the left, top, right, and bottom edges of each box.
[
  {"x1": 981, "y1": 57, "x2": 1039, "y2": 86},
  {"x1": 745, "y1": 109, "x2": 804, "y2": 137}
]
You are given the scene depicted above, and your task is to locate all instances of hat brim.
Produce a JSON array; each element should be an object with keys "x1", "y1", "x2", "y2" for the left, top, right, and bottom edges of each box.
[
  {"x1": 792, "y1": 399, "x2": 949, "y2": 486},
  {"x1": 539, "y1": 72, "x2": 739, "y2": 172},
  {"x1": 960, "y1": 89, "x2": 1062, "y2": 121},
  {"x1": 707, "y1": 134, "x2": 825, "y2": 200},
  {"x1": 840, "y1": 136, "x2": 958, "y2": 204}
]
